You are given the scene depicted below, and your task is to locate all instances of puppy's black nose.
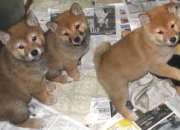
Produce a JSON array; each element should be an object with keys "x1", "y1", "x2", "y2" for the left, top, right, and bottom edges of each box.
[
  {"x1": 170, "y1": 37, "x2": 177, "y2": 43},
  {"x1": 31, "y1": 49, "x2": 38, "y2": 57},
  {"x1": 74, "y1": 37, "x2": 80, "y2": 43}
]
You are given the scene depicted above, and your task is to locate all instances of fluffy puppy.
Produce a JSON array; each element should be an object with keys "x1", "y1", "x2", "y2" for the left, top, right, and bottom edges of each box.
[
  {"x1": 45, "y1": 3, "x2": 90, "y2": 83},
  {"x1": 0, "y1": 11, "x2": 56, "y2": 128},
  {"x1": 94, "y1": 3, "x2": 180, "y2": 120}
]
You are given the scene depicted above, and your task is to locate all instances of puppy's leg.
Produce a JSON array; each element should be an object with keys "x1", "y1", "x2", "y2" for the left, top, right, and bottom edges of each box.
[
  {"x1": 150, "y1": 64, "x2": 180, "y2": 81},
  {"x1": 65, "y1": 64, "x2": 80, "y2": 81},
  {"x1": 16, "y1": 118, "x2": 43, "y2": 129},
  {"x1": 46, "y1": 69, "x2": 67, "y2": 83},
  {"x1": 54, "y1": 70, "x2": 69, "y2": 83},
  {"x1": 175, "y1": 87, "x2": 180, "y2": 95},
  {"x1": 32, "y1": 87, "x2": 57, "y2": 105},
  {"x1": 105, "y1": 81, "x2": 137, "y2": 120},
  {"x1": 9, "y1": 101, "x2": 43, "y2": 129}
]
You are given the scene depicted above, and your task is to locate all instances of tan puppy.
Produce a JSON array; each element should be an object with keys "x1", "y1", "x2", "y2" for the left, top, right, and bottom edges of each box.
[
  {"x1": 45, "y1": 3, "x2": 90, "y2": 83},
  {"x1": 0, "y1": 11, "x2": 56, "y2": 128},
  {"x1": 94, "y1": 3, "x2": 180, "y2": 120}
]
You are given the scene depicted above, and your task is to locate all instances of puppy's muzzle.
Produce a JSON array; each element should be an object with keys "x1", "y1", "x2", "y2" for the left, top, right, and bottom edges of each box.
[
  {"x1": 30, "y1": 48, "x2": 43, "y2": 61},
  {"x1": 72, "y1": 36, "x2": 82, "y2": 46}
]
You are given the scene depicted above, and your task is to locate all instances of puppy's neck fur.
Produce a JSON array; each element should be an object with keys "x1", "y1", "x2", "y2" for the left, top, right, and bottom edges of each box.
[
  {"x1": 46, "y1": 30, "x2": 89, "y2": 60},
  {"x1": 0, "y1": 48, "x2": 47, "y2": 83},
  {"x1": 141, "y1": 27, "x2": 175, "y2": 63}
]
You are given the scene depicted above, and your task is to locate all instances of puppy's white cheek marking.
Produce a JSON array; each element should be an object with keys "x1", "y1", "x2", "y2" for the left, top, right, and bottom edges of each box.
[
  {"x1": 13, "y1": 49, "x2": 24, "y2": 60},
  {"x1": 36, "y1": 38, "x2": 42, "y2": 45},
  {"x1": 79, "y1": 36, "x2": 83, "y2": 42},
  {"x1": 36, "y1": 48, "x2": 42, "y2": 55},
  {"x1": 28, "y1": 53, "x2": 34, "y2": 61},
  {"x1": 174, "y1": 25, "x2": 180, "y2": 32},
  {"x1": 62, "y1": 36, "x2": 69, "y2": 42},
  {"x1": 15, "y1": 49, "x2": 25, "y2": 58},
  {"x1": 40, "y1": 35, "x2": 45, "y2": 44},
  {"x1": 79, "y1": 23, "x2": 86, "y2": 32},
  {"x1": 19, "y1": 49, "x2": 25, "y2": 55},
  {"x1": 159, "y1": 35, "x2": 164, "y2": 42}
]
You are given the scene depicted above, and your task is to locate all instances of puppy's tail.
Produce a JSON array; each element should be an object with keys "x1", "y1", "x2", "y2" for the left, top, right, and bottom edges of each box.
[{"x1": 93, "y1": 42, "x2": 111, "y2": 70}]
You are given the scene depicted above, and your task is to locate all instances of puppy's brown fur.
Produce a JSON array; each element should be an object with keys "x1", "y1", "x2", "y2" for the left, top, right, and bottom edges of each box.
[
  {"x1": 94, "y1": 3, "x2": 180, "y2": 120},
  {"x1": 45, "y1": 3, "x2": 90, "y2": 83},
  {"x1": 0, "y1": 12, "x2": 56, "y2": 128}
]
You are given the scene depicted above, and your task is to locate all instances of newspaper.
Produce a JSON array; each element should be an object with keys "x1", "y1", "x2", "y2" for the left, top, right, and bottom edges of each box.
[
  {"x1": 98, "y1": 95, "x2": 180, "y2": 130},
  {"x1": 99, "y1": 113, "x2": 141, "y2": 130},
  {"x1": 0, "y1": 99, "x2": 91, "y2": 130},
  {"x1": 86, "y1": 97, "x2": 112, "y2": 125},
  {"x1": 31, "y1": 99, "x2": 91, "y2": 130}
]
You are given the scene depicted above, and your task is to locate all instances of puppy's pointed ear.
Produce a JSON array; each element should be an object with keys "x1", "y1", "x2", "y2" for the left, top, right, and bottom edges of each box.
[
  {"x1": 139, "y1": 13, "x2": 150, "y2": 25},
  {"x1": 167, "y1": 2, "x2": 180, "y2": 19},
  {"x1": 121, "y1": 30, "x2": 131, "y2": 38},
  {"x1": 46, "y1": 22, "x2": 58, "y2": 32},
  {"x1": 70, "y1": 3, "x2": 84, "y2": 16},
  {"x1": 170, "y1": 0, "x2": 176, "y2": 2},
  {"x1": 26, "y1": 11, "x2": 39, "y2": 26},
  {"x1": 24, "y1": 0, "x2": 33, "y2": 15},
  {"x1": 0, "y1": 31, "x2": 10, "y2": 45},
  {"x1": 167, "y1": 0, "x2": 177, "y2": 14}
]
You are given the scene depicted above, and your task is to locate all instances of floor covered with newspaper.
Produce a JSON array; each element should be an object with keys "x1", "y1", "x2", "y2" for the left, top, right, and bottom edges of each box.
[
  {"x1": 1, "y1": 0, "x2": 180, "y2": 130},
  {"x1": 1, "y1": 67, "x2": 180, "y2": 130}
]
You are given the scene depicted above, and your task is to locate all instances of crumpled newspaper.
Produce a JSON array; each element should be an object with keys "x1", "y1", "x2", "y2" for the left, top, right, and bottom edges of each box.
[
  {"x1": 0, "y1": 99, "x2": 91, "y2": 130},
  {"x1": 129, "y1": 73, "x2": 177, "y2": 113}
]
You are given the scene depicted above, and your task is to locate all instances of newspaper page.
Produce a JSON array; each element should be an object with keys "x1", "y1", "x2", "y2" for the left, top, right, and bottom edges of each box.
[
  {"x1": 0, "y1": 99, "x2": 91, "y2": 130},
  {"x1": 86, "y1": 5, "x2": 116, "y2": 35},
  {"x1": 99, "y1": 100, "x2": 180, "y2": 130},
  {"x1": 87, "y1": 97, "x2": 112, "y2": 124},
  {"x1": 135, "y1": 96, "x2": 180, "y2": 130},
  {"x1": 84, "y1": 5, "x2": 118, "y2": 42},
  {"x1": 30, "y1": 99, "x2": 91, "y2": 130},
  {"x1": 135, "y1": 104, "x2": 174, "y2": 130}
]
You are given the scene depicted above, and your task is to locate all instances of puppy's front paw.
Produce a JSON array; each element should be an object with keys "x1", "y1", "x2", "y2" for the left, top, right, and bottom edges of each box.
[
  {"x1": 43, "y1": 94, "x2": 57, "y2": 105},
  {"x1": 70, "y1": 71, "x2": 80, "y2": 81},
  {"x1": 17, "y1": 118, "x2": 44, "y2": 129},
  {"x1": 120, "y1": 107, "x2": 138, "y2": 121},
  {"x1": 46, "y1": 83, "x2": 56, "y2": 92},
  {"x1": 27, "y1": 119, "x2": 44, "y2": 129},
  {"x1": 175, "y1": 87, "x2": 180, "y2": 95},
  {"x1": 53, "y1": 74, "x2": 68, "y2": 84},
  {"x1": 126, "y1": 111, "x2": 138, "y2": 121},
  {"x1": 34, "y1": 89, "x2": 57, "y2": 105}
]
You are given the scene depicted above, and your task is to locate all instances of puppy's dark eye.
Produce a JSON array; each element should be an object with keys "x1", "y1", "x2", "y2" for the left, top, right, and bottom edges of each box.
[
  {"x1": 32, "y1": 36, "x2": 37, "y2": 42},
  {"x1": 64, "y1": 32, "x2": 69, "y2": 36},
  {"x1": 157, "y1": 30, "x2": 164, "y2": 35},
  {"x1": 171, "y1": 24, "x2": 175, "y2": 28},
  {"x1": 18, "y1": 45, "x2": 24, "y2": 49},
  {"x1": 75, "y1": 24, "x2": 80, "y2": 30}
]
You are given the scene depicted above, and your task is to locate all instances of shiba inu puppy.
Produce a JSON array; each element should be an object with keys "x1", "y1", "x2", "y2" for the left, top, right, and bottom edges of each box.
[
  {"x1": 45, "y1": 3, "x2": 90, "y2": 83},
  {"x1": 0, "y1": 11, "x2": 56, "y2": 128},
  {"x1": 94, "y1": 3, "x2": 180, "y2": 120}
]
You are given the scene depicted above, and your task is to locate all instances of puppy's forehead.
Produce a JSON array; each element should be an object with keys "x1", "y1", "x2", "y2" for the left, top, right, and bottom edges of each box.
[
  {"x1": 151, "y1": 15, "x2": 176, "y2": 27},
  {"x1": 148, "y1": 5, "x2": 177, "y2": 27},
  {"x1": 55, "y1": 11, "x2": 85, "y2": 27},
  {"x1": 8, "y1": 21, "x2": 40, "y2": 38}
]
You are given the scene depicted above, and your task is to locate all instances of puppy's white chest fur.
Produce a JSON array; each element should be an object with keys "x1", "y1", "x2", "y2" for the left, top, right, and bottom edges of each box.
[{"x1": 158, "y1": 47, "x2": 175, "y2": 63}]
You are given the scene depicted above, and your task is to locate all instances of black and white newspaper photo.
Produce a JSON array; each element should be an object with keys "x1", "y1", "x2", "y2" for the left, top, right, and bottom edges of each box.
[
  {"x1": 86, "y1": 5, "x2": 116, "y2": 35},
  {"x1": 151, "y1": 114, "x2": 180, "y2": 130}
]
